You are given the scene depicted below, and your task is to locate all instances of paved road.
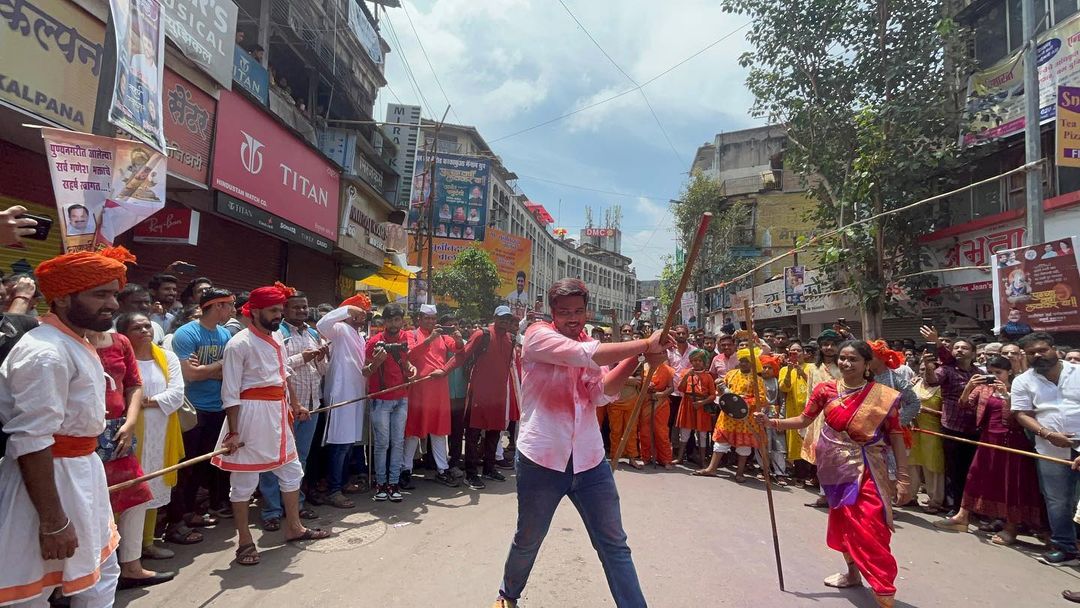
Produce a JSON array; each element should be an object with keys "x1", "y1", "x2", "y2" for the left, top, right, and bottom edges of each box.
[{"x1": 119, "y1": 463, "x2": 1080, "y2": 607}]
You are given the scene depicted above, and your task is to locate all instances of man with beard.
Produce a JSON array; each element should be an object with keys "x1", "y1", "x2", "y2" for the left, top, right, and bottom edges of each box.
[
  {"x1": 117, "y1": 283, "x2": 164, "y2": 343},
  {"x1": 314, "y1": 294, "x2": 370, "y2": 507},
  {"x1": 709, "y1": 334, "x2": 739, "y2": 378},
  {"x1": 666, "y1": 324, "x2": 694, "y2": 443},
  {"x1": 802, "y1": 328, "x2": 844, "y2": 508},
  {"x1": 491, "y1": 279, "x2": 670, "y2": 608},
  {"x1": 213, "y1": 283, "x2": 331, "y2": 566},
  {"x1": 148, "y1": 273, "x2": 179, "y2": 326},
  {"x1": 1011, "y1": 332, "x2": 1080, "y2": 568},
  {"x1": 0, "y1": 247, "x2": 136, "y2": 606}
]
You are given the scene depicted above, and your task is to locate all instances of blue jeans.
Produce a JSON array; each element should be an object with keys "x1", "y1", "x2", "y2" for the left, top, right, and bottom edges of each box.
[
  {"x1": 499, "y1": 454, "x2": 645, "y2": 607},
  {"x1": 1037, "y1": 456, "x2": 1080, "y2": 553},
  {"x1": 259, "y1": 416, "x2": 317, "y2": 520},
  {"x1": 373, "y1": 398, "x2": 408, "y2": 485},
  {"x1": 326, "y1": 443, "x2": 351, "y2": 494}
]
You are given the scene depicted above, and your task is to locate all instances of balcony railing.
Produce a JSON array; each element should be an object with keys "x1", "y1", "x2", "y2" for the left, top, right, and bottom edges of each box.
[{"x1": 269, "y1": 86, "x2": 317, "y2": 145}]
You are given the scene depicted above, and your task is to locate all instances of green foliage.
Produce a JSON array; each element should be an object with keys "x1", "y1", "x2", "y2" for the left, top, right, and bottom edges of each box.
[
  {"x1": 431, "y1": 246, "x2": 501, "y2": 322},
  {"x1": 722, "y1": 0, "x2": 972, "y2": 333}
]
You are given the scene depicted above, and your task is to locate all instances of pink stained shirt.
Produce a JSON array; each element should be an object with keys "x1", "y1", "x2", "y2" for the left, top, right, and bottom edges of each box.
[{"x1": 517, "y1": 322, "x2": 613, "y2": 474}]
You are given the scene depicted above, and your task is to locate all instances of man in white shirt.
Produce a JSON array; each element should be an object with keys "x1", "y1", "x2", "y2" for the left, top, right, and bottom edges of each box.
[
  {"x1": 1011, "y1": 331, "x2": 1080, "y2": 567},
  {"x1": 491, "y1": 278, "x2": 670, "y2": 608}
]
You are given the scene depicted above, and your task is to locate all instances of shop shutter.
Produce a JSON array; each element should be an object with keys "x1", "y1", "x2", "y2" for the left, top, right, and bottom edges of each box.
[
  {"x1": 286, "y1": 244, "x2": 338, "y2": 306},
  {"x1": 0, "y1": 142, "x2": 64, "y2": 281},
  {"x1": 883, "y1": 317, "x2": 926, "y2": 342}
]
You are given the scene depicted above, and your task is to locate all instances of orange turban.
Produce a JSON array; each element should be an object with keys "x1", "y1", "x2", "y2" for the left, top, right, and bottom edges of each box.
[
  {"x1": 340, "y1": 293, "x2": 371, "y2": 311},
  {"x1": 241, "y1": 281, "x2": 295, "y2": 317},
  {"x1": 869, "y1": 340, "x2": 905, "y2": 370},
  {"x1": 36, "y1": 246, "x2": 136, "y2": 302},
  {"x1": 759, "y1": 354, "x2": 781, "y2": 376}
]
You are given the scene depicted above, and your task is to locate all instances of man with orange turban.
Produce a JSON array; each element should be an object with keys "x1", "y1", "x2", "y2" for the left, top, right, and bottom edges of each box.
[
  {"x1": 212, "y1": 283, "x2": 331, "y2": 566},
  {"x1": 0, "y1": 247, "x2": 135, "y2": 605},
  {"x1": 869, "y1": 340, "x2": 920, "y2": 426},
  {"x1": 314, "y1": 293, "x2": 372, "y2": 506}
]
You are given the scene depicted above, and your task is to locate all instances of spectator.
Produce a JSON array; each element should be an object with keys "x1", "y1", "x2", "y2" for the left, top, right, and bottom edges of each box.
[
  {"x1": 117, "y1": 283, "x2": 164, "y2": 343},
  {"x1": 179, "y1": 277, "x2": 212, "y2": 308},
  {"x1": 223, "y1": 292, "x2": 250, "y2": 336},
  {"x1": 909, "y1": 359, "x2": 945, "y2": 514},
  {"x1": 148, "y1": 273, "x2": 180, "y2": 324},
  {"x1": 1001, "y1": 342, "x2": 1026, "y2": 374},
  {"x1": 403, "y1": 305, "x2": 461, "y2": 488},
  {"x1": 364, "y1": 304, "x2": 414, "y2": 502}
]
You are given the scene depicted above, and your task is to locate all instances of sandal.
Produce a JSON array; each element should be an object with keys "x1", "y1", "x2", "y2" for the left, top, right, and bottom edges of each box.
[
  {"x1": 691, "y1": 470, "x2": 717, "y2": 477},
  {"x1": 734, "y1": 474, "x2": 747, "y2": 484},
  {"x1": 343, "y1": 482, "x2": 365, "y2": 495},
  {"x1": 991, "y1": 531, "x2": 1017, "y2": 546},
  {"x1": 326, "y1": 492, "x2": 355, "y2": 509},
  {"x1": 805, "y1": 498, "x2": 828, "y2": 509},
  {"x1": 261, "y1": 518, "x2": 281, "y2": 532},
  {"x1": 922, "y1": 505, "x2": 945, "y2": 515},
  {"x1": 629, "y1": 459, "x2": 645, "y2": 470},
  {"x1": 978, "y1": 519, "x2": 1004, "y2": 533},
  {"x1": 183, "y1": 513, "x2": 216, "y2": 528},
  {"x1": 287, "y1": 528, "x2": 332, "y2": 543},
  {"x1": 234, "y1": 543, "x2": 260, "y2": 566},
  {"x1": 164, "y1": 524, "x2": 204, "y2": 545},
  {"x1": 823, "y1": 572, "x2": 862, "y2": 589},
  {"x1": 299, "y1": 508, "x2": 318, "y2": 520},
  {"x1": 932, "y1": 518, "x2": 969, "y2": 532}
]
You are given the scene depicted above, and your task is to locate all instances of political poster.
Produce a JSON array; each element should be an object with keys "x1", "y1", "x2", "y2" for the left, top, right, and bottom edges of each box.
[
  {"x1": 42, "y1": 128, "x2": 167, "y2": 252},
  {"x1": 681, "y1": 292, "x2": 698, "y2": 329},
  {"x1": 408, "y1": 152, "x2": 490, "y2": 242},
  {"x1": 991, "y1": 237, "x2": 1080, "y2": 338},
  {"x1": 784, "y1": 265, "x2": 806, "y2": 306},
  {"x1": 108, "y1": 0, "x2": 167, "y2": 152},
  {"x1": 407, "y1": 228, "x2": 532, "y2": 310}
]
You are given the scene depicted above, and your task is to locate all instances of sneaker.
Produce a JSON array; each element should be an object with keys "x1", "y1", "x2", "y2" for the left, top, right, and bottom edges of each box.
[
  {"x1": 495, "y1": 458, "x2": 515, "y2": 470},
  {"x1": 388, "y1": 485, "x2": 403, "y2": 502},
  {"x1": 466, "y1": 474, "x2": 486, "y2": 490},
  {"x1": 435, "y1": 470, "x2": 460, "y2": 487},
  {"x1": 483, "y1": 470, "x2": 507, "y2": 482},
  {"x1": 1041, "y1": 550, "x2": 1080, "y2": 567},
  {"x1": 399, "y1": 469, "x2": 415, "y2": 490},
  {"x1": 373, "y1": 485, "x2": 389, "y2": 502},
  {"x1": 448, "y1": 466, "x2": 465, "y2": 479}
]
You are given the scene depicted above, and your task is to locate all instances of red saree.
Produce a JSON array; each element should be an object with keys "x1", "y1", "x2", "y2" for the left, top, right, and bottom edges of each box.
[{"x1": 804, "y1": 380, "x2": 902, "y2": 597}]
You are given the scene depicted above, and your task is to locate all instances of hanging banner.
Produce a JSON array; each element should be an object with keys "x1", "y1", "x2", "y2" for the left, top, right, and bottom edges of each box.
[
  {"x1": 680, "y1": 291, "x2": 698, "y2": 329},
  {"x1": 991, "y1": 237, "x2": 1080, "y2": 338},
  {"x1": 42, "y1": 128, "x2": 167, "y2": 252},
  {"x1": 1058, "y1": 85, "x2": 1080, "y2": 168},
  {"x1": 408, "y1": 152, "x2": 490, "y2": 242},
  {"x1": 784, "y1": 265, "x2": 806, "y2": 306},
  {"x1": 406, "y1": 227, "x2": 532, "y2": 308},
  {"x1": 159, "y1": 0, "x2": 238, "y2": 89},
  {"x1": 962, "y1": 12, "x2": 1080, "y2": 146},
  {"x1": 108, "y1": 0, "x2": 167, "y2": 152}
]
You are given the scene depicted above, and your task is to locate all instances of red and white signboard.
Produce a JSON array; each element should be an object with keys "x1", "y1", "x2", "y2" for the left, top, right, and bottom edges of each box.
[
  {"x1": 585, "y1": 227, "x2": 615, "y2": 237},
  {"x1": 134, "y1": 207, "x2": 200, "y2": 244},
  {"x1": 163, "y1": 69, "x2": 215, "y2": 185},
  {"x1": 211, "y1": 90, "x2": 340, "y2": 239}
]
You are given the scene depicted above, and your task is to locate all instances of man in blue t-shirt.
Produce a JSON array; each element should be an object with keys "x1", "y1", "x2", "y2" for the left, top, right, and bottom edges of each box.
[{"x1": 163, "y1": 288, "x2": 236, "y2": 543}]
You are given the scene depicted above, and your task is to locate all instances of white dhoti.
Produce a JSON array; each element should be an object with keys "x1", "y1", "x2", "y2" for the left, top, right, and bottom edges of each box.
[{"x1": 211, "y1": 391, "x2": 298, "y2": 473}]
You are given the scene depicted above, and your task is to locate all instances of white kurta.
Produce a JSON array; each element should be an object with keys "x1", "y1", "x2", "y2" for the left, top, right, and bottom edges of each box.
[
  {"x1": 136, "y1": 351, "x2": 185, "y2": 508},
  {"x1": 316, "y1": 307, "x2": 368, "y2": 445},
  {"x1": 211, "y1": 328, "x2": 297, "y2": 472},
  {"x1": 0, "y1": 319, "x2": 119, "y2": 605}
]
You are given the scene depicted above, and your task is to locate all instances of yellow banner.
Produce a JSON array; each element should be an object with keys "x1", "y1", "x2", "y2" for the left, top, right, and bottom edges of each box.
[
  {"x1": 0, "y1": 0, "x2": 105, "y2": 131},
  {"x1": 407, "y1": 227, "x2": 533, "y2": 312}
]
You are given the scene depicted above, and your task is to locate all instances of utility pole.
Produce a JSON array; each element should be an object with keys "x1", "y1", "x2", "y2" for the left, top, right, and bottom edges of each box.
[
  {"x1": 422, "y1": 107, "x2": 451, "y2": 305},
  {"x1": 1022, "y1": 0, "x2": 1045, "y2": 245}
]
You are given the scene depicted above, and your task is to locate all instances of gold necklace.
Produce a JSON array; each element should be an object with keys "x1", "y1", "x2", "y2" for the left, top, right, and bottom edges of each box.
[{"x1": 837, "y1": 378, "x2": 867, "y2": 393}]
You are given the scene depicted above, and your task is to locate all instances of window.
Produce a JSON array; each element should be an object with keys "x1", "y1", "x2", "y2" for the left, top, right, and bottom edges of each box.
[{"x1": 976, "y1": 2, "x2": 1009, "y2": 67}]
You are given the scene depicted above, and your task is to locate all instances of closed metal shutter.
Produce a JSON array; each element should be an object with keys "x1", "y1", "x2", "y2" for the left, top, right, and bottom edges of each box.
[{"x1": 285, "y1": 244, "x2": 338, "y2": 306}]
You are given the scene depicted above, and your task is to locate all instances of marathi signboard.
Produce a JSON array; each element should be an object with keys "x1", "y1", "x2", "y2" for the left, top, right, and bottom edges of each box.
[
  {"x1": 159, "y1": 0, "x2": 237, "y2": 89},
  {"x1": 108, "y1": 0, "x2": 167, "y2": 152},
  {"x1": 1059, "y1": 85, "x2": 1080, "y2": 168},
  {"x1": 408, "y1": 152, "x2": 490, "y2": 241},
  {"x1": 0, "y1": 0, "x2": 105, "y2": 130},
  {"x1": 386, "y1": 103, "x2": 421, "y2": 206},
  {"x1": 134, "y1": 207, "x2": 199, "y2": 244},
  {"x1": 962, "y1": 12, "x2": 1080, "y2": 146},
  {"x1": 42, "y1": 128, "x2": 166, "y2": 252},
  {"x1": 232, "y1": 46, "x2": 268, "y2": 105},
  {"x1": 211, "y1": 90, "x2": 340, "y2": 239},
  {"x1": 163, "y1": 68, "x2": 214, "y2": 185},
  {"x1": 992, "y1": 237, "x2": 1080, "y2": 336}
]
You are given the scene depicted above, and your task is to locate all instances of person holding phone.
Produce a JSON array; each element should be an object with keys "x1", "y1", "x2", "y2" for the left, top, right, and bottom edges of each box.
[
  {"x1": 0, "y1": 205, "x2": 41, "y2": 245},
  {"x1": 779, "y1": 341, "x2": 814, "y2": 484},
  {"x1": 933, "y1": 355, "x2": 1045, "y2": 545}
]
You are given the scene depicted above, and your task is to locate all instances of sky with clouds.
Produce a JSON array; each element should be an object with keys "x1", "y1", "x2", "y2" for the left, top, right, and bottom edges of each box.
[{"x1": 374, "y1": 0, "x2": 764, "y2": 280}]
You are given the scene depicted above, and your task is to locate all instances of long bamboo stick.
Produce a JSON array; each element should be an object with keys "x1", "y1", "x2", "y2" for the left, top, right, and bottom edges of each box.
[{"x1": 912, "y1": 427, "x2": 1072, "y2": 466}]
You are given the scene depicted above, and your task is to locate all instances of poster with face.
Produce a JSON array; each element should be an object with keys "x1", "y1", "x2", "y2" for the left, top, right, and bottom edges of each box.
[
  {"x1": 991, "y1": 237, "x2": 1080, "y2": 337},
  {"x1": 109, "y1": 0, "x2": 167, "y2": 152},
  {"x1": 406, "y1": 153, "x2": 490, "y2": 241}
]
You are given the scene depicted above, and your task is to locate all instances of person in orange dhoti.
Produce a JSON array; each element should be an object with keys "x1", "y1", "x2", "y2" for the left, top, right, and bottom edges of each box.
[
  {"x1": 673, "y1": 349, "x2": 716, "y2": 466},
  {"x1": 607, "y1": 360, "x2": 645, "y2": 469},
  {"x1": 214, "y1": 283, "x2": 331, "y2": 566},
  {"x1": 637, "y1": 362, "x2": 675, "y2": 468},
  {"x1": 403, "y1": 304, "x2": 462, "y2": 488}
]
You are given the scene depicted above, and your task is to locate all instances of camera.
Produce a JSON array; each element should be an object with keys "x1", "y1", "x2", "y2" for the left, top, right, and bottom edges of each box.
[
  {"x1": 375, "y1": 341, "x2": 408, "y2": 354},
  {"x1": 437, "y1": 325, "x2": 456, "y2": 332}
]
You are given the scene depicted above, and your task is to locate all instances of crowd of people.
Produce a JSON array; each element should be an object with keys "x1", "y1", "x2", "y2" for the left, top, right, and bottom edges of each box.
[{"x1": 0, "y1": 215, "x2": 1078, "y2": 607}]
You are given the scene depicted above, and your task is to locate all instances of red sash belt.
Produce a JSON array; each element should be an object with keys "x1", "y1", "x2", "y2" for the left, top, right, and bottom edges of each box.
[
  {"x1": 240, "y1": 386, "x2": 286, "y2": 401},
  {"x1": 52, "y1": 435, "x2": 97, "y2": 458}
]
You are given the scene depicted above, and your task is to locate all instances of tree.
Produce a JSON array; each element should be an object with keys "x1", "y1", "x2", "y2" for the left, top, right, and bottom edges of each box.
[
  {"x1": 432, "y1": 246, "x2": 501, "y2": 321},
  {"x1": 722, "y1": 0, "x2": 971, "y2": 336},
  {"x1": 659, "y1": 174, "x2": 757, "y2": 323}
]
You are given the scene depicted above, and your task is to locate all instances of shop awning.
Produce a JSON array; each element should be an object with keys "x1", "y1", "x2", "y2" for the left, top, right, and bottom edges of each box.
[{"x1": 357, "y1": 260, "x2": 417, "y2": 298}]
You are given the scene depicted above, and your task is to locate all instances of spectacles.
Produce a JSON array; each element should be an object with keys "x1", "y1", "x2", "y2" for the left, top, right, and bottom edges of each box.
[{"x1": 621, "y1": 329, "x2": 632, "y2": 334}]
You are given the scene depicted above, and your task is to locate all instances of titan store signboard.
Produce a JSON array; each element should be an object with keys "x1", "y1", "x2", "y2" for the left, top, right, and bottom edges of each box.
[
  {"x1": 211, "y1": 89, "x2": 340, "y2": 239},
  {"x1": 216, "y1": 192, "x2": 332, "y2": 253},
  {"x1": 232, "y1": 46, "x2": 268, "y2": 105}
]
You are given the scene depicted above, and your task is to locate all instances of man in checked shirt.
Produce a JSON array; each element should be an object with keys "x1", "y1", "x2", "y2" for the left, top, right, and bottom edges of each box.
[
  {"x1": 491, "y1": 278, "x2": 672, "y2": 608},
  {"x1": 257, "y1": 291, "x2": 327, "y2": 530}
]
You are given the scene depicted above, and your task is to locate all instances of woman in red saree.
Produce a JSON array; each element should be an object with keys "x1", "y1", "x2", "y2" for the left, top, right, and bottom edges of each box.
[{"x1": 760, "y1": 340, "x2": 912, "y2": 608}]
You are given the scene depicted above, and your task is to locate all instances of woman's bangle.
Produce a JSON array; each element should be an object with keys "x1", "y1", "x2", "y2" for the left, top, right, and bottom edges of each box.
[
  {"x1": 40, "y1": 518, "x2": 71, "y2": 536},
  {"x1": 10, "y1": 295, "x2": 30, "y2": 302}
]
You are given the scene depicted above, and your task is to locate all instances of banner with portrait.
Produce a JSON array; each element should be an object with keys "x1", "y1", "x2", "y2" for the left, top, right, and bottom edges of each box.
[
  {"x1": 991, "y1": 237, "x2": 1080, "y2": 338},
  {"x1": 784, "y1": 265, "x2": 806, "y2": 306},
  {"x1": 109, "y1": 0, "x2": 167, "y2": 152},
  {"x1": 408, "y1": 152, "x2": 490, "y2": 241},
  {"x1": 42, "y1": 128, "x2": 167, "y2": 252},
  {"x1": 680, "y1": 292, "x2": 698, "y2": 329}
]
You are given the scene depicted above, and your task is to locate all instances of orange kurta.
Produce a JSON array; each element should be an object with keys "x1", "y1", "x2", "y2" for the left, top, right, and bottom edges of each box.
[
  {"x1": 405, "y1": 328, "x2": 458, "y2": 436},
  {"x1": 675, "y1": 369, "x2": 715, "y2": 432},
  {"x1": 638, "y1": 363, "x2": 674, "y2": 464}
]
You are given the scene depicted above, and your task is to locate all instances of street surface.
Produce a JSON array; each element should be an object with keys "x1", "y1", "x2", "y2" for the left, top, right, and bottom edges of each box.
[{"x1": 119, "y1": 463, "x2": 1078, "y2": 608}]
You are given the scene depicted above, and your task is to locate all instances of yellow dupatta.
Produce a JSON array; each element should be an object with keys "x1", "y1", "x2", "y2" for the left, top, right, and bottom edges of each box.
[{"x1": 133, "y1": 344, "x2": 185, "y2": 486}]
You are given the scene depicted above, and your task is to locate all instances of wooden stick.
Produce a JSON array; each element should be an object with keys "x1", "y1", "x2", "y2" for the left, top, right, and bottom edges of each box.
[
  {"x1": 312, "y1": 373, "x2": 439, "y2": 415},
  {"x1": 611, "y1": 213, "x2": 713, "y2": 470},
  {"x1": 742, "y1": 300, "x2": 785, "y2": 592},
  {"x1": 109, "y1": 445, "x2": 242, "y2": 493},
  {"x1": 912, "y1": 427, "x2": 1072, "y2": 466}
]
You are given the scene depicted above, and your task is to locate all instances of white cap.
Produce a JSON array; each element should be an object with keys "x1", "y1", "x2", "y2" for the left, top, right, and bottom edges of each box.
[
  {"x1": 494, "y1": 305, "x2": 514, "y2": 318},
  {"x1": 419, "y1": 304, "x2": 437, "y2": 316}
]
